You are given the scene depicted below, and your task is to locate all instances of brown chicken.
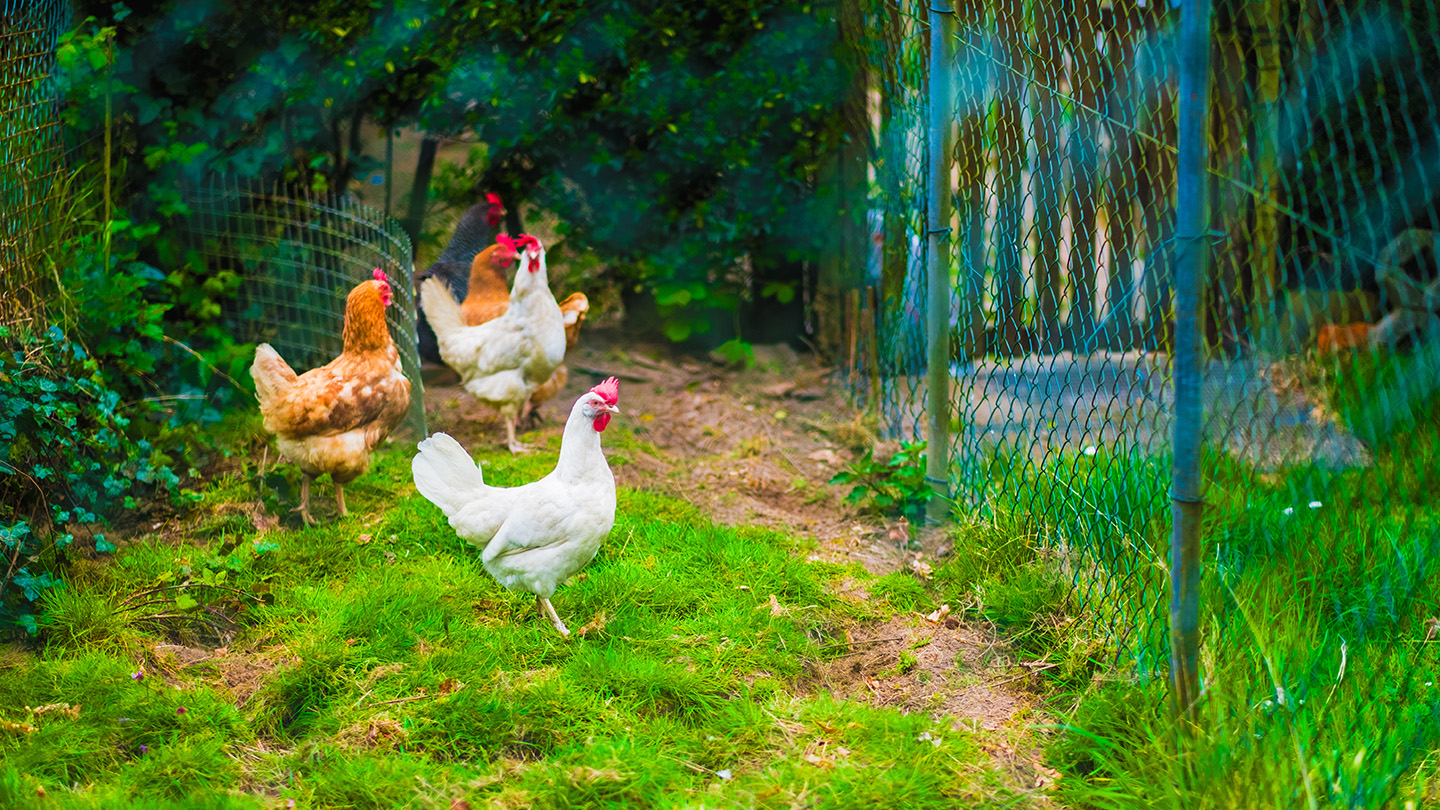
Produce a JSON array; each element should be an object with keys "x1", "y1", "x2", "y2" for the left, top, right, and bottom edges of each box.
[{"x1": 251, "y1": 270, "x2": 412, "y2": 524}]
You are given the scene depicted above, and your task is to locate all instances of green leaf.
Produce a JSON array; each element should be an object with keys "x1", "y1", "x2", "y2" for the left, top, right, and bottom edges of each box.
[
  {"x1": 661, "y1": 319, "x2": 693, "y2": 342},
  {"x1": 760, "y1": 281, "x2": 796, "y2": 304}
]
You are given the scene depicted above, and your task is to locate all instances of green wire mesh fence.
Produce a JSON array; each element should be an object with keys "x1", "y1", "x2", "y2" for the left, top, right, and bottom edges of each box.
[
  {"x1": 177, "y1": 176, "x2": 427, "y2": 439},
  {"x1": 857, "y1": 0, "x2": 1440, "y2": 802},
  {"x1": 0, "y1": 0, "x2": 68, "y2": 327}
]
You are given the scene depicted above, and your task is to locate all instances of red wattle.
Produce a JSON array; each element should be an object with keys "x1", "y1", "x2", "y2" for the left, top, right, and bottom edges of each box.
[{"x1": 593, "y1": 413, "x2": 612, "y2": 432}]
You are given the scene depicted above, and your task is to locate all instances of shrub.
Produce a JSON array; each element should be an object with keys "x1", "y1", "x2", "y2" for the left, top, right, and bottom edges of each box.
[{"x1": 0, "y1": 326, "x2": 179, "y2": 634}]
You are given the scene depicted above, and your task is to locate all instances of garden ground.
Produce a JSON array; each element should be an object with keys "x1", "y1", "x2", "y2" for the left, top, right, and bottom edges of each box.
[{"x1": 0, "y1": 332, "x2": 1073, "y2": 808}]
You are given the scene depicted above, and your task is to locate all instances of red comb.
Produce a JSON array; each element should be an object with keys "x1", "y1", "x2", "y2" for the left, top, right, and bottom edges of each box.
[
  {"x1": 590, "y1": 376, "x2": 619, "y2": 406},
  {"x1": 372, "y1": 268, "x2": 388, "y2": 283},
  {"x1": 515, "y1": 234, "x2": 541, "y2": 251},
  {"x1": 486, "y1": 192, "x2": 503, "y2": 207},
  {"x1": 496, "y1": 234, "x2": 517, "y2": 251}
]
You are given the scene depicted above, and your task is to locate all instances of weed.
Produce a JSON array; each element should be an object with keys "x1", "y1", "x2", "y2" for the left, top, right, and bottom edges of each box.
[{"x1": 829, "y1": 440, "x2": 934, "y2": 522}]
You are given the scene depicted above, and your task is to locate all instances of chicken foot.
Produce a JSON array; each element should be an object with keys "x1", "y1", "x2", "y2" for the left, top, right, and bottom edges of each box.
[
  {"x1": 504, "y1": 416, "x2": 532, "y2": 454},
  {"x1": 292, "y1": 474, "x2": 316, "y2": 526},
  {"x1": 535, "y1": 595, "x2": 571, "y2": 636}
]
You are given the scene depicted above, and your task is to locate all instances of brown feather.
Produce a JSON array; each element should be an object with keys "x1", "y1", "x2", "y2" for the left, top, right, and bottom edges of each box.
[
  {"x1": 253, "y1": 279, "x2": 412, "y2": 458},
  {"x1": 557, "y1": 292, "x2": 589, "y2": 350},
  {"x1": 460, "y1": 244, "x2": 515, "y2": 326}
]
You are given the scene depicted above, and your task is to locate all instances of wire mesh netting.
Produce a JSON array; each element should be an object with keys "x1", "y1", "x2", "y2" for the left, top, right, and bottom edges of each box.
[
  {"x1": 0, "y1": 0, "x2": 69, "y2": 327},
  {"x1": 857, "y1": 0, "x2": 1440, "y2": 801},
  {"x1": 178, "y1": 176, "x2": 427, "y2": 439}
]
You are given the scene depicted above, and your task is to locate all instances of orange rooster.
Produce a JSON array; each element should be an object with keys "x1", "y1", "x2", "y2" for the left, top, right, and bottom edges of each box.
[
  {"x1": 251, "y1": 270, "x2": 412, "y2": 524},
  {"x1": 451, "y1": 237, "x2": 591, "y2": 424}
]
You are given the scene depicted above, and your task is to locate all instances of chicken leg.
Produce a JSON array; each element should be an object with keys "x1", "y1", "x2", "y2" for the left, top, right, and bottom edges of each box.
[
  {"x1": 504, "y1": 416, "x2": 532, "y2": 454},
  {"x1": 335, "y1": 481, "x2": 348, "y2": 517},
  {"x1": 536, "y1": 595, "x2": 571, "y2": 636},
  {"x1": 293, "y1": 474, "x2": 316, "y2": 526}
]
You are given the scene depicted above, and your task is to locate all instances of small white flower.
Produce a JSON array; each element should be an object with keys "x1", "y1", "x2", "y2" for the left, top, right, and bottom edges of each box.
[
  {"x1": 1308, "y1": 501, "x2": 1322, "y2": 509},
  {"x1": 1282, "y1": 507, "x2": 1295, "y2": 516},
  {"x1": 716, "y1": 769, "x2": 732, "y2": 781},
  {"x1": 1083, "y1": 446, "x2": 1097, "y2": 456},
  {"x1": 917, "y1": 731, "x2": 933, "y2": 742}
]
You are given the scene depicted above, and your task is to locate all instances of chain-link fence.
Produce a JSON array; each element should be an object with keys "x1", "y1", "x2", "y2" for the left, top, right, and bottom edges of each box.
[
  {"x1": 855, "y1": 0, "x2": 1440, "y2": 801},
  {"x1": 178, "y1": 176, "x2": 427, "y2": 438},
  {"x1": 0, "y1": 0, "x2": 69, "y2": 328}
]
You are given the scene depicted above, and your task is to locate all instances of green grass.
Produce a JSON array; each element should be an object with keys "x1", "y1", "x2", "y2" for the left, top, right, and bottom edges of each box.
[
  {"x1": 0, "y1": 432, "x2": 1037, "y2": 808},
  {"x1": 931, "y1": 348, "x2": 1440, "y2": 808}
]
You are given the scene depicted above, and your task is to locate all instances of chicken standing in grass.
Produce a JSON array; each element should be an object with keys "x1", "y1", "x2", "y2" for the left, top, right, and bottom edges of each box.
[
  {"x1": 420, "y1": 234, "x2": 565, "y2": 452},
  {"x1": 411, "y1": 378, "x2": 621, "y2": 636},
  {"x1": 251, "y1": 270, "x2": 411, "y2": 524}
]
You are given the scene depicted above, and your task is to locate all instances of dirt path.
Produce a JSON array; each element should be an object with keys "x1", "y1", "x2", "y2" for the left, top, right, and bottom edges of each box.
[{"x1": 421, "y1": 328, "x2": 1062, "y2": 798}]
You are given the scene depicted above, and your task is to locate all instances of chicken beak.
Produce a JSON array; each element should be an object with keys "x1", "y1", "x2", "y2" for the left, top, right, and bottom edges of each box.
[{"x1": 604, "y1": 404, "x2": 620, "y2": 415}]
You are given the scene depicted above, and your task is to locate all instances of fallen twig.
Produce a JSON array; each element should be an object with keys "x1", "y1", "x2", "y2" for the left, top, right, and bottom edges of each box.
[
  {"x1": 819, "y1": 636, "x2": 905, "y2": 651},
  {"x1": 987, "y1": 663, "x2": 1058, "y2": 688},
  {"x1": 570, "y1": 365, "x2": 654, "y2": 383}
]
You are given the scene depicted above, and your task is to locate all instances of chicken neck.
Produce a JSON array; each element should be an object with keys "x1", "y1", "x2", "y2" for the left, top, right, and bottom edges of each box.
[
  {"x1": 552, "y1": 402, "x2": 609, "y2": 485},
  {"x1": 465, "y1": 245, "x2": 510, "y2": 298},
  {"x1": 341, "y1": 286, "x2": 392, "y2": 354}
]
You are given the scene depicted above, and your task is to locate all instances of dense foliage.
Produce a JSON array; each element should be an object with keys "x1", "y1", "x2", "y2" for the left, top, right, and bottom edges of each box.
[
  {"x1": 0, "y1": 328, "x2": 181, "y2": 632},
  {"x1": 71, "y1": 0, "x2": 856, "y2": 344}
]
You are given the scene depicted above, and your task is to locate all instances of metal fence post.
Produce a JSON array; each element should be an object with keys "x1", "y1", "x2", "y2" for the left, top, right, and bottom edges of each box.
[
  {"x1": 1171, "y1": 0, "x2": 1212, "y2": 730},
  {"x1": 925, "y1": 0, "x2": 953, "y2": 523}
]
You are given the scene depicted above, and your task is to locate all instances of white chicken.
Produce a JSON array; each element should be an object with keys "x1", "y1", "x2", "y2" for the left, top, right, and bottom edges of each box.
[
  {"x1": 411, "y1": 377, "x2": 621, "y2": 636},
  {"x1": 420, "y1": 234, "x2": 565, "y2": 452}
]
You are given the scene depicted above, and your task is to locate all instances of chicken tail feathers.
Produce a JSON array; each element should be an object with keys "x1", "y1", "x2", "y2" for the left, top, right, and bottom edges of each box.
[
  {"x1": 419, "y1": 277, "x2": 466, "y2": 345},
  {"x1": 250, "y1": 344, "x2": 297, "y2": 408},
  {"x1": 412, "y1": 432, "x2": 487, "y2": 516}
]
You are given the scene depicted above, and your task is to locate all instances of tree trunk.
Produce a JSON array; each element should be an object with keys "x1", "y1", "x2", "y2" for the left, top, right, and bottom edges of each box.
[
  {"x1": 954, "y1": 0, "x2": 990, "y2": 359},
  {"x1": 1248, "y1": 0, "x2": 1282, "y2": 348},
  {"x1": 403, "y1": 135, "x2": 440, "y2": 256},
  {"x1": 814, "y1": 0, "x2": 871, "y2": 359},
  {"x1": 1102, "y1": 0, "x2": 1140, "y2": 349},
  {"x1": 1207, "y1": 21, "x2": 1249, "y2": 355},
  {"x1": 1031, "y1": 0, "x2": 1065, "y2": 352},
  {"x1": 1066, "y1": 0, "x2": 1101, "y2": 350},
  {"x1": 992, "y1": 0, "x2": 1025, "y2": 356}
]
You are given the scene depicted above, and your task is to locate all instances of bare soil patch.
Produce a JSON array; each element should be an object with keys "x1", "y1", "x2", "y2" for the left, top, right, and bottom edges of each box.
[{"x1": 423, "y1": 327, "x2": 922, "y2": 573}]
